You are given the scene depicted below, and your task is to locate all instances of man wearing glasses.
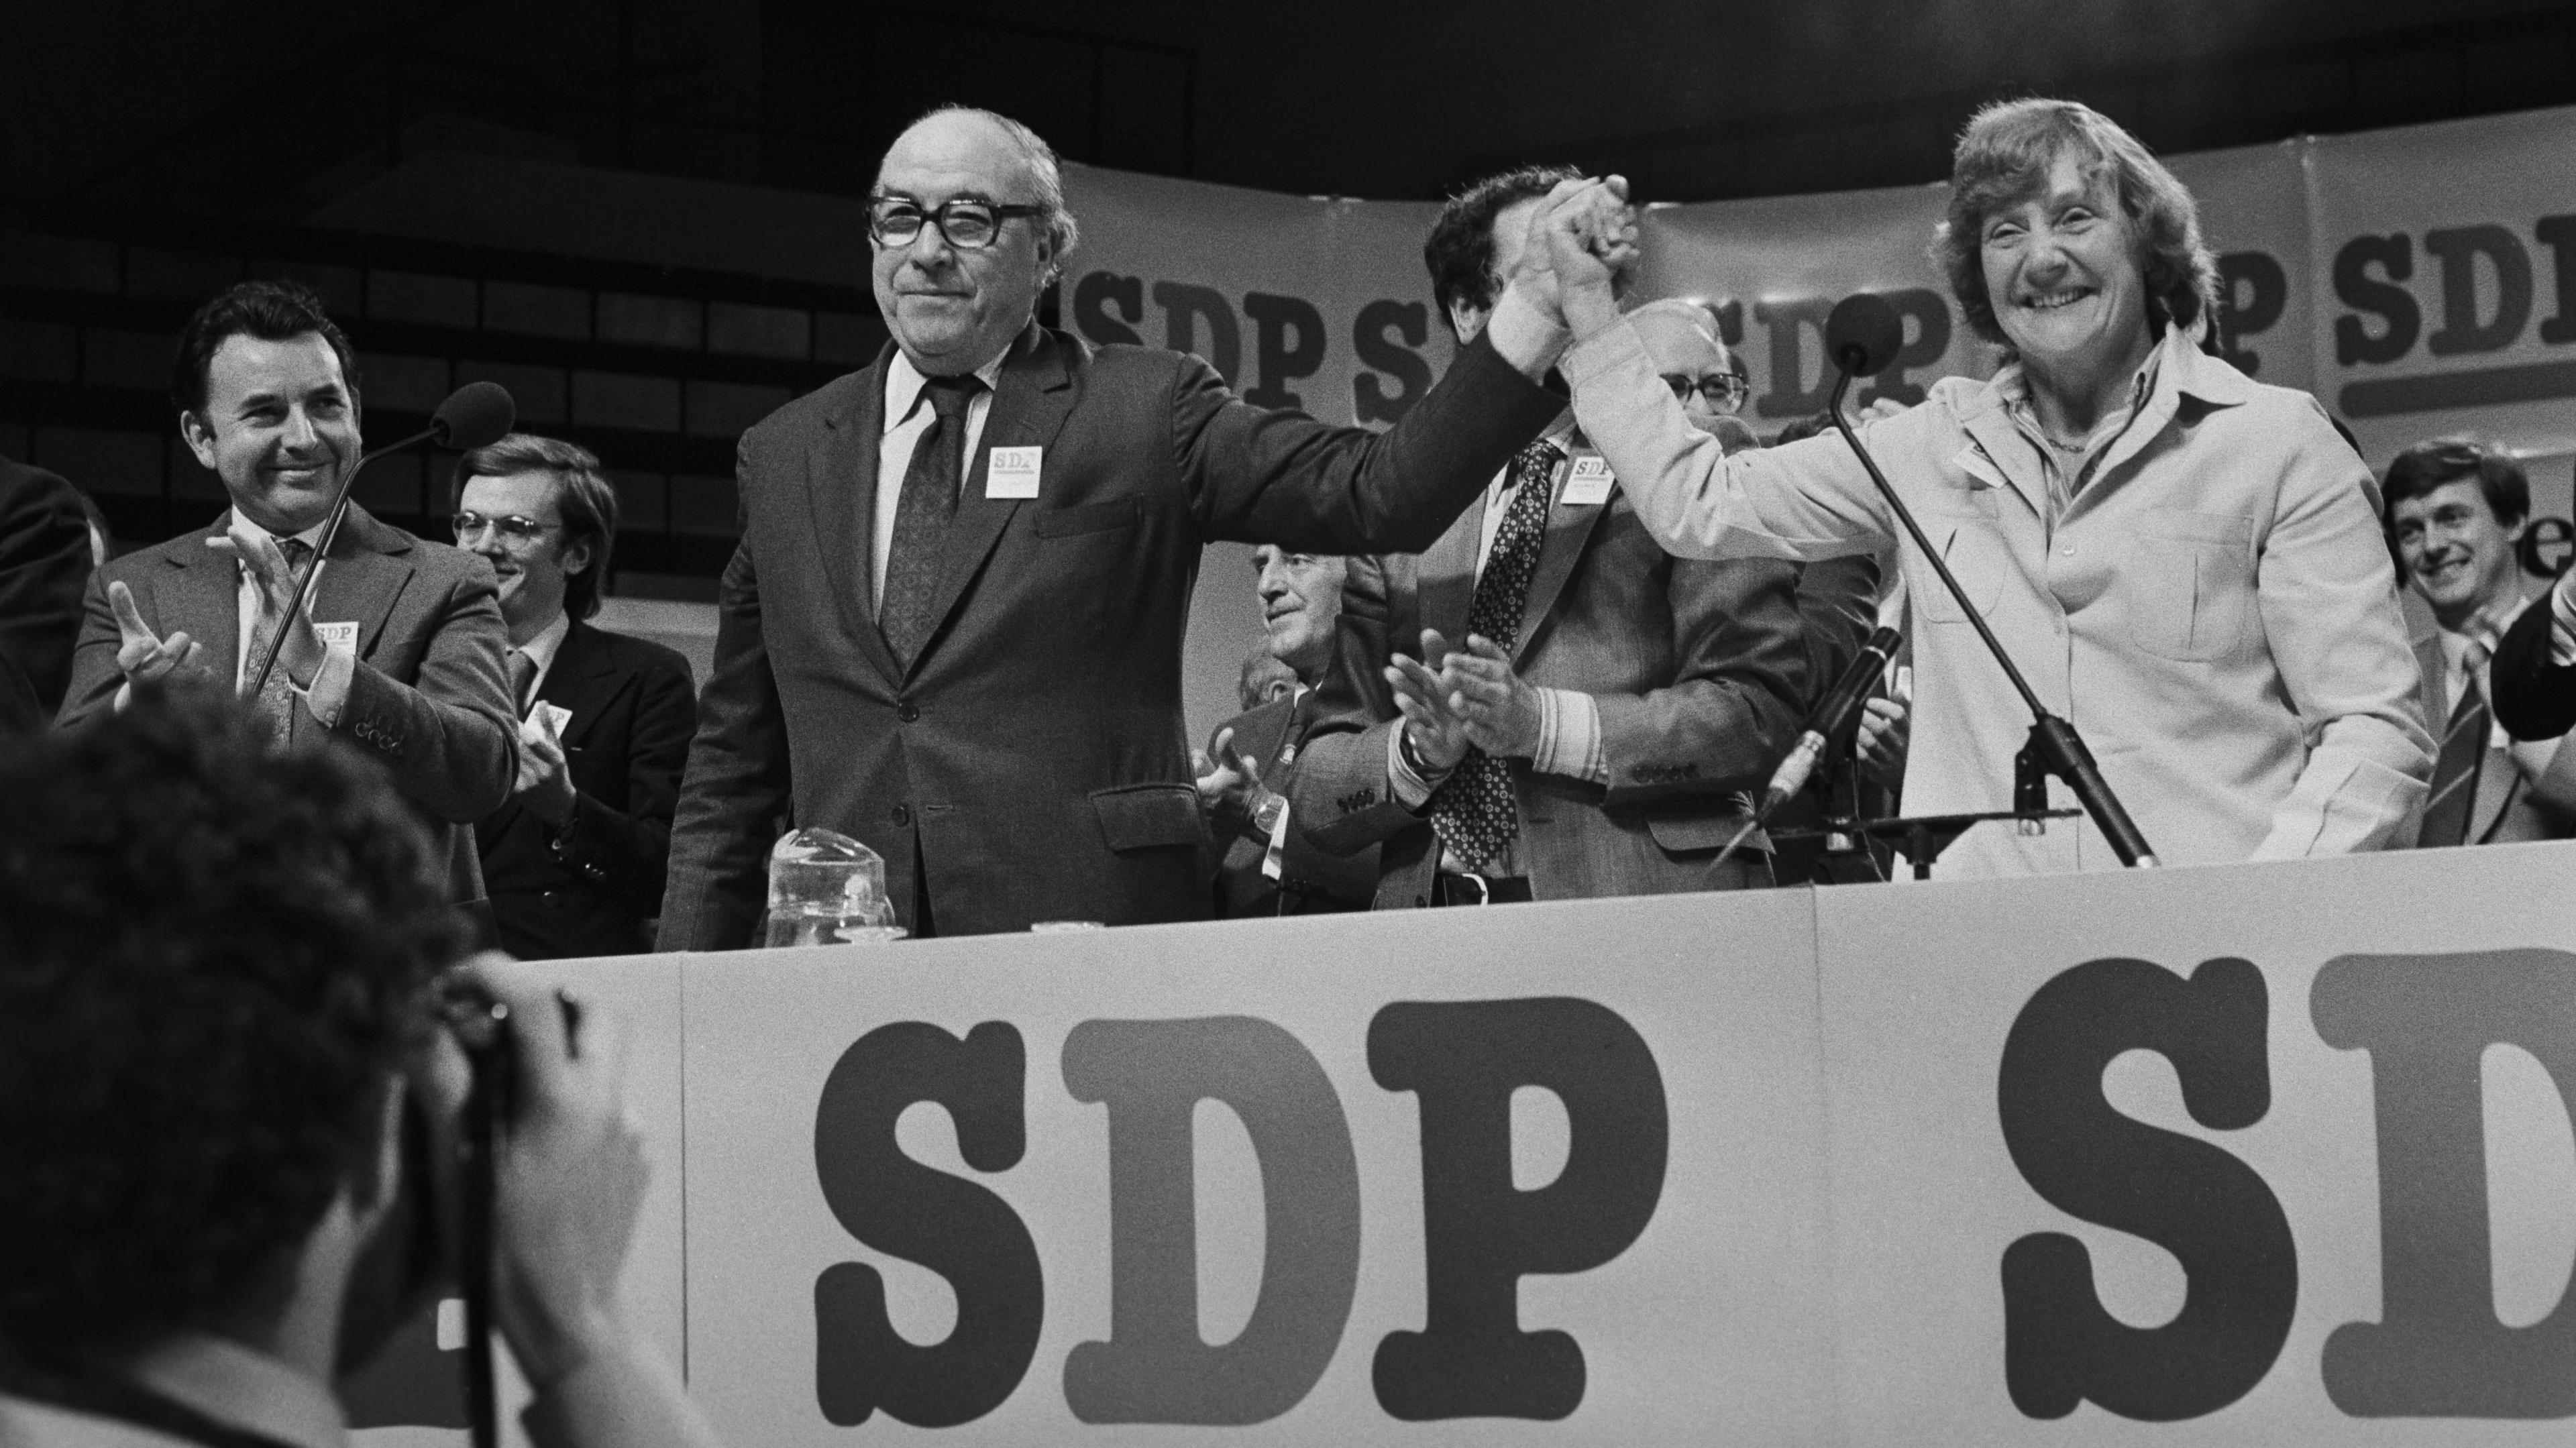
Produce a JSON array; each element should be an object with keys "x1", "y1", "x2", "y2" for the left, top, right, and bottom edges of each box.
[
  {"x1": 658, "y1": 107, "x2": 1593, "y2": 942},
  {"x1": 1286, "y1": 178, "x2": 1842, "y2": 907},
  {"x1": 455, "y1": 434, "x2": 698, "y2": 957}
]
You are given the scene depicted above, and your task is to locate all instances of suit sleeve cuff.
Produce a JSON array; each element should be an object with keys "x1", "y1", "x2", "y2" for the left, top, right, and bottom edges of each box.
[
  {"x1": 1486, "y1": 286, "x2": 1572, "y2": 381},
  {"x1": 1531, "y1": 687, "x2": 1608, "y2": 783},
  {"x1": 299, "y1": 639, "x2": 357, "y2": 728},
  {"x1": 1260, "y1": 797, "x2": 1293, "y2": 880}
]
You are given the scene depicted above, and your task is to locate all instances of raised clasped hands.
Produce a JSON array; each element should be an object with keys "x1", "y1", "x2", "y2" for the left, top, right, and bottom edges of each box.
[
  {"x1": 205, "y1": 520, "x2": 325, "y2": 689},
  {"x1": 1508, "y1": 173, "x2": 1639, "y2": 339}
]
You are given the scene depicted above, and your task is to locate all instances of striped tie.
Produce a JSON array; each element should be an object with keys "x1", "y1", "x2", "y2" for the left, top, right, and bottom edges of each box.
[{"x1": 2420, "y1": 622, "x2": 2504, "y2": 847}]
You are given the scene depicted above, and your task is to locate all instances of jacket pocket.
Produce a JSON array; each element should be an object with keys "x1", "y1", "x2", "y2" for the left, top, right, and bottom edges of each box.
[
  {"x1": 2125, "y1": 508, "x2": 2257, "y2": 662},
  {"x1": 1090, "y1": 782, "x2": 1210, "y2": 852},
  {"x1": 1645, "y1": 808, "x2": 1754, "y2": 854},
  {"x1": 1035, "y1": 496, "x2": 1142, "y2": 539}
]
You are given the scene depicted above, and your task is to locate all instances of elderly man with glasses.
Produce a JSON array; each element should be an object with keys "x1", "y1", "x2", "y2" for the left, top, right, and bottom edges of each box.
[
  {"x1": 454, "y1": 433, "x2": 698, "y2": 958},
  {"x1": 1286, "y1": 176, "x2": 1863, "y2": 907},
  {"x1": 659, "y1": 107, "x2": 1601, "y2": 942}
]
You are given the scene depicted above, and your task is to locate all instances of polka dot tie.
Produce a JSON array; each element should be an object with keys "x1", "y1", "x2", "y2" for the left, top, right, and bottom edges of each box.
[{"x1": 1429, "y1": 440, "x2": 1560, "y2": 870}]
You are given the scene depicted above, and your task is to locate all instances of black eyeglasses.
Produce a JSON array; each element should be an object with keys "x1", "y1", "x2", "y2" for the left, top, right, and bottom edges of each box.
[
  {"x1": 1661, "y1": 371, "x2": 1751, "y2": 413},
  {"x1": 867, "y1": 196, "x2": 1046, "y2": 251},
  {"x1": 452, "y1": 512, "x2": 559, "y2": 547}
]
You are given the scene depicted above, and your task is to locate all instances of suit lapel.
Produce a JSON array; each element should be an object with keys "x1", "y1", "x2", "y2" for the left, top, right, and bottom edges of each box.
[
  {"x1": 1420, "y1": 492, "x2": 1485, "y2": 645},
  {"x1": 310, "y1": 505, "x2": 415, "y2": 663},
  {"x1": 908, "y1": 324, "x2": 1075, "y2": 678},
  {"x1": 537, "y1": 620, "x2": 622, "y2": 748},
  {"x1": 810, "y1": 348, "x2": 904, "y2": 685},
  {"x1": 1512, "y1": 465, "x2": 1606, "y2": 667},
  {"x1": 162, "y1": 518, "x2": 241, "y2": 687}
]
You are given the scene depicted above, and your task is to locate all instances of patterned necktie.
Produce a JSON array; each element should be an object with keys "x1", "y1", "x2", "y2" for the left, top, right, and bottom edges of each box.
[
  {"x1": 880, "y1": 374, "x2": 987, "y2": 665},
  {"x1": 1429, "y1": 440, "x2": 1562, "y2": 870},
  {"x1": 2421, "y1": 623, "x2": 2502, "y2": 847},
  {"x1": 506, "y1": 649, "x2": 541, "y2": 719},
  {"x1": 246, "y1": 537, "x2": 315, "y2": 748}
]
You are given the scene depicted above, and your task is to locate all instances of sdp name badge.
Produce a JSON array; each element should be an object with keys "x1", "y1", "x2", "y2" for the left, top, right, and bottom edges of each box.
[
  {"x1": 1561, "y1": 452, "x2": 1615, "y2": 506},
  {"x1": 313, "y1": 620, "x2": 360, "y2": 654},
  {"x1": 985, "y1": 445, "x2": 1042, "y2": 499}
]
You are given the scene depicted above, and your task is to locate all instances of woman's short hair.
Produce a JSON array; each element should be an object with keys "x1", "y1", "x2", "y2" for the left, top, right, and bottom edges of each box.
[
  {"x1": 1936, "y1": 98, "x2": 2220, "y2": 353},
  {"x1": 452, "y1": 433, "x2": 620, "y2": 621}
]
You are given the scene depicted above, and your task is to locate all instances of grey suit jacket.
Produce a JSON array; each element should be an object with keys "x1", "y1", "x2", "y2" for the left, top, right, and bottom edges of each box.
[
  {"x1": 58, "y1": 505, "x2": 518, "y2": 903},
  {"x1": 1291, "y1": 465, "x2": 1821, "y2": 906},
  {"x1": 657, "y1": 321, "x2": 1564, "y2": 944},
  {"x1": 2408, "y1": 618, "x2": 2576, "y2": 846}
]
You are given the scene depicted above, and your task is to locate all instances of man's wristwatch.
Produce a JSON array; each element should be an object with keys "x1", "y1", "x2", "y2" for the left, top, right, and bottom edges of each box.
[{"x1": 1398, "y1": 724, "x2": 1455, "y2": 781}]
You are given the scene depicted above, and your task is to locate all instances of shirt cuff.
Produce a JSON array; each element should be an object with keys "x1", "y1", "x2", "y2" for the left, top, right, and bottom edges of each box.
[
  {"x1": 1387, "y1": 727, "x2": 1438, "y2": 810},
  {"x1": 1560, "y1": 315, "x2": 1653, "y2": 390},
  {"x1": 299, "y1": 640, "x2": 356, "y2": 728},
  {"x1": 1530, "y1": 687, "x2": 1609, "y2": 783},
  {"x1": 1260, "y1": 797, "x2": 1293, "y2": 881},
  {"x1": 2551, "y1": 569, "x2": 2576, "y2": 668},
  {"x1": 1485, "y1": 286, "x2": 1572, "y2": 381}
]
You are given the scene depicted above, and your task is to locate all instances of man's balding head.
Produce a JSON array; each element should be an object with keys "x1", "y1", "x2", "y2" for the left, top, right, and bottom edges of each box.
[
  {"x1": 870, "y1": 107, "x2": 1079, "y2": 375},
  {"x1": 1629, "y1": 300, "x2": 1752, "y2": 447}
]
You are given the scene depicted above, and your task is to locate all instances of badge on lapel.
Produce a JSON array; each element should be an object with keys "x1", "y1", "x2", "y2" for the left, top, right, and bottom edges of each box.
[{"x1": 986, "y1": 446, "x2": 1042, "y2": 499}]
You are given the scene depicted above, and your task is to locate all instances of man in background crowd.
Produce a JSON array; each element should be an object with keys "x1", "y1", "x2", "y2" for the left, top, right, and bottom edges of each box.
[
  {"x1": 2385, "y1": 437, "x2": 2576, "y2": 845},
  {"x1": 1197, "y1": 545, "x2": 1377, "y2": 916},
  {"x1": 460, "y1": 435, "x2": 698, "y2": 958},
  {"x1": 1291, "y1": 171, "x2": 1829, "y2": 907},
  {"x1": 56, "y1": 280, "x2": 517, "y2": 905},
  {"x1": 659, "y1": 106, "x2": 1591, "y2": 942},
  {"x1": 0, "y1": 453, "x2": 93, "y2": 733},
  {"x1": 0, "y1": 687, "x2": 720, "y2": 1447}
]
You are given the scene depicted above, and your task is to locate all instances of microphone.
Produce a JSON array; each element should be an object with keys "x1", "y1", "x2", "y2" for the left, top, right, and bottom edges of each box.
[
  {"x1": 1825, "y1": 292, "x2": 1905, "y2": 376},
  {"x1": 245, "y1": 382, "x2": 519, "y2": 697},
  {"x1": 1760, "y1": 625, "x2": 1902, "y2": 816},
  {"x1": 1814, "y1": 294, "x2": 2159, "y2": 867}
]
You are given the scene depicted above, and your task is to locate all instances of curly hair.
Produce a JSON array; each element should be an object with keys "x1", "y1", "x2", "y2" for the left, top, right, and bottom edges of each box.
[
  {"x1": 1425, "y1": 164, "x2": 1582, "y2": 337},
  {"x1": 0, "y1": 684, "x2": 469, "y2": 1360},
  {"x1": 1935, "y1": 99, "x2": 2218, "y2": 353}
]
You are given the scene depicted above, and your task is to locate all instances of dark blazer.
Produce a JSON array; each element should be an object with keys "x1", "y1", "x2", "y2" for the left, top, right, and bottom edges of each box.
[
  {"x1": 1291, "y1": 465, "x2": 1824, "y2": 907},
  {"x1": 1208, "y1": 690, "x2": 1377, "y2": 917},
  {"x1": 0, "y1": 457, "x2": 94, "y2": 734},
  {"x1": 2493, "y1": 588, "x2": 2576, "y2": 740},
  {"x1": 478, "y1": 620, "x2": 697, "y2": 958},
  {"x1": 58, "y1": 504, "x2": 517, "y2": 902},
  {"x1": 659, "y1": 320, "x2": 1562, "y2": 944}
]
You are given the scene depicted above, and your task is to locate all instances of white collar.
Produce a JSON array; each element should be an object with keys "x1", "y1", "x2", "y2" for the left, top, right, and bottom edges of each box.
[
  {"x1": 225, "y1": 509, "x2": 333, "y2": 559},
  {"x1": 884, "y1": 346, "x2": 1012, "y2": 435},
  {"x1": 515, "y1": 609, "x2": 573, "y2": 674}
]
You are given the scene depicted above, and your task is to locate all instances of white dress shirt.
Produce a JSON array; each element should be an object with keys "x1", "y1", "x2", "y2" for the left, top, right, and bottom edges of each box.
[
  {"x1": 513, "y1": 609, "x2": 573, "y2": 718},
  {"x1": 875, "y1": 347, "x2": 1011, "y2": 611}
]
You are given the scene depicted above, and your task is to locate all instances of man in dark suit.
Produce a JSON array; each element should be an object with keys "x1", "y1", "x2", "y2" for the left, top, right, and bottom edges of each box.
[
  {"x1": 659, "y1": 106, "x2": 1599, "y2": 942},
  {"x1": 1289, "y1": 178, "x2": 1868, "y2": 907},
  {"x1": 1197, "y1": 547, "x2": 1378, "y2": 917},
  {"x1": 57, "y1": 280, "x2": 515, "y2": 904},
  {"x1": 0, "y1": 455, "x2": 93, "y2": 733},
  {"x1": 458, "y1": 434, "x2": 698, "y2": 958}
]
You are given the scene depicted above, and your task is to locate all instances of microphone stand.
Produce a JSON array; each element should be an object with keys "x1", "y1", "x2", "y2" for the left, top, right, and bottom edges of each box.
[
  {"x1": 1823, "y1": 360, "x2": 2160, "y2": 868},
  {"x1": 244, "y1": 422, "x2": 444, "y2": 700}
]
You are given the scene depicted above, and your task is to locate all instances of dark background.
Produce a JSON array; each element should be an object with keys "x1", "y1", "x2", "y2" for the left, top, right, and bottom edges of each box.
[{"x1": 10, "y1": 0, "x2": 2576, "y2": 218}]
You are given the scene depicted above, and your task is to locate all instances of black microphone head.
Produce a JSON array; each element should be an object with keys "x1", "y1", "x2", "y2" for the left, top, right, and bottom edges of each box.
[
  {"x1": 1825, "y1": 293, "x2": 1905, "y2": 377},
  {"x1": 431, "y1": 382, "x2": 516, "y2": 451}
]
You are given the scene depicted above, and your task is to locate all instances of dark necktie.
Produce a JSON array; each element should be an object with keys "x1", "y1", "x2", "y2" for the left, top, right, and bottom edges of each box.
[
  {"x1": 2421, "y1": 626, "x2": 2500, "y2": 847},
  {"x1": 1430, "y1": 440, "x2": 1562, "y2": 870},
  {"x1": 247, "y1": 537, "x2": 315, "y2": 748},
  {"x1": 879, "y1": 374, "x2": 986, "y2": 665},
  {"x1": 506, "y1": 649, "x2": 541, "y2": 719}
]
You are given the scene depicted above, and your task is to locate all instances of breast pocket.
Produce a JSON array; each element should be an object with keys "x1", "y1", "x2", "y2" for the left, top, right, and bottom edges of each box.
[
  {"x1": 2123, "y1": 508, "x2": 2257, "y2": 663},
  {"x1": 1034, "y1": 496, "x2": 1142, "y2": 539},
  {"x1": 1919, "y1": 518, "x2": 2007, "y2": 623}
]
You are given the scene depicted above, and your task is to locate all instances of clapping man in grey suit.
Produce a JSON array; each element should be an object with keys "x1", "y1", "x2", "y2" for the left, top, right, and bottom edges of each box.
[
  {"x1": 1292, "y1": 170, "x2": 1860, "y2": 906},
  {"x1": 659, "y1": 109, "x2": 1619, "y2": 941}
]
